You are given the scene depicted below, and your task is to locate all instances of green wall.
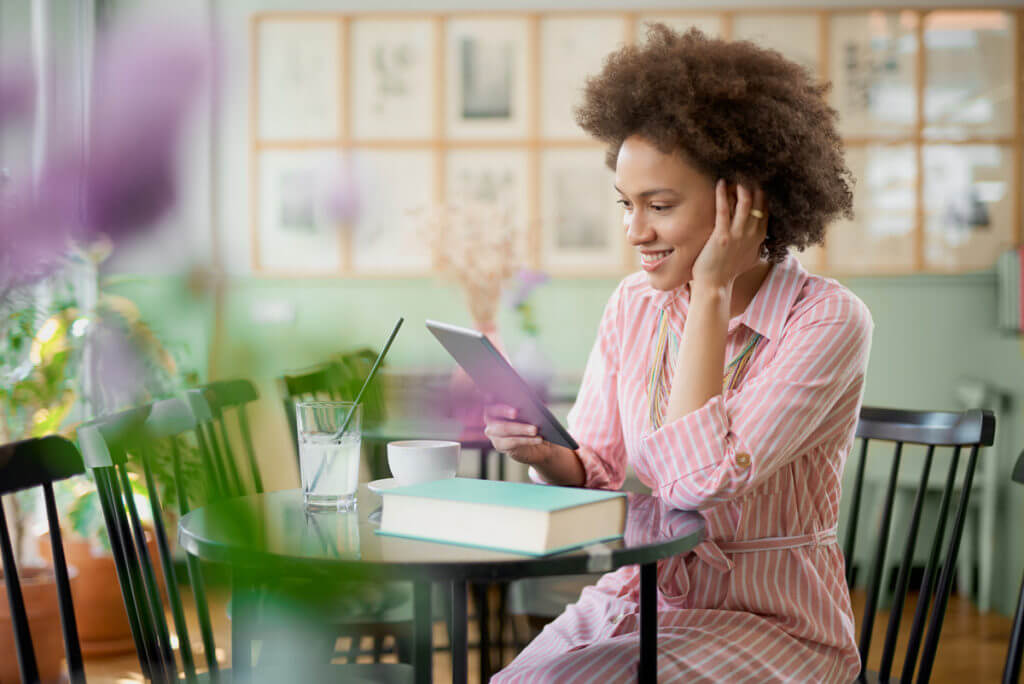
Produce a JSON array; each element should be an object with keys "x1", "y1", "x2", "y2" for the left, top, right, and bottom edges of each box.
[{"x1": 111, "y1": 268, "x2": 1024, "y2": 617}]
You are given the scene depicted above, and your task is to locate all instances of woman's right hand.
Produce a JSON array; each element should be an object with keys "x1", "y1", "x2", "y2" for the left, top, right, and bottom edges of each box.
[{"x1": 482, "y1": 404, "x2": 549, "y2": 466}]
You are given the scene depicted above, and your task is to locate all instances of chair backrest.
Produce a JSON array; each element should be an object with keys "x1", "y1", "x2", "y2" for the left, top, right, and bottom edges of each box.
[
  {"x1": 1004, "y1": 449, "x2": 1024, "y2": 684},
  {"x1": 0, "y1": 435, "x2": 86, "y2": 684},
  {"x1": 196, "y1": 379, "x2": 263, "y2": 496},
  {"x1": 278, "y1": 362, "x2": 350, "y2": 461},
  {"x1": 843, "y1": 406, "x2": 996, "y2": 683},
  {"x1": 78, "y1": 399, "x2": 222, "y2": 684}
]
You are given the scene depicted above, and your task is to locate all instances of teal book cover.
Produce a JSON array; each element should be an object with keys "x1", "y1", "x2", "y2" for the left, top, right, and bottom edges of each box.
[{"x1": 381, "y1": 477, "x2": 626, "y2": 511}]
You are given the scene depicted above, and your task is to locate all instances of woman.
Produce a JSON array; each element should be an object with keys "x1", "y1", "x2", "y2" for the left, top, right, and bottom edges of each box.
[{"x1": 485, "y1": 25, "x2": 872, "y2": 683}]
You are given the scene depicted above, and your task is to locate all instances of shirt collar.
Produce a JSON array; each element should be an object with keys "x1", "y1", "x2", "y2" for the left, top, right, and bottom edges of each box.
[{"x1": 638, "y1": 253, "x2": 808, "y2": 342}]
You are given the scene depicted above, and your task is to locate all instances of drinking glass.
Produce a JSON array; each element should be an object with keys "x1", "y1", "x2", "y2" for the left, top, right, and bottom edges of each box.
[{"x1": 296, "y1": 401, "x2": 362, "y2": 511}]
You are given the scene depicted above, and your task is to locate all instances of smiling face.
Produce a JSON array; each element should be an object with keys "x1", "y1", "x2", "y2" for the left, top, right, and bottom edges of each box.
[{"x1": 615, "y1": 135, "x2": 718, "y2": 291}]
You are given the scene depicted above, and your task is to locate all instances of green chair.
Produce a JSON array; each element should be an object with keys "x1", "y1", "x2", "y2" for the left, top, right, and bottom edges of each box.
[
  {"x1": 196, "y1": 379, "x2": 264, "y2": 496},
  {"x1": 78, "y1": 399, "x2": 412, "y2": 682}
]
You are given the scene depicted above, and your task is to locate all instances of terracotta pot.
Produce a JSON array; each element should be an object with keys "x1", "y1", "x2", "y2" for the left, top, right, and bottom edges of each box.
[
  {"x1": 37, "y1": 529, "x2": 165, "y2": 656},
  {"x1": 0, "y1": 566, "x2": 66, "y2": 684}
]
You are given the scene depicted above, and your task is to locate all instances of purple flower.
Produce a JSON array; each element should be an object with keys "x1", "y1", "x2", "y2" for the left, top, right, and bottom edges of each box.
[
  {"x1": 507, "y1": 269, "x2": 549, "y2": 309},
  {"x1": 321, "y1": 157, "x2": 362, "y2": 225},
  {"x1": 0, "y1": 11, "x2": 213, "y2": 291},
  {"x1": 85, "y1": 13, "x2": 213, "y2": 237}
]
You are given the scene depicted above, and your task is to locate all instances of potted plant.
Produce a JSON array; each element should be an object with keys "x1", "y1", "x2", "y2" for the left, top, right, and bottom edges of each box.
[{"x1": 1, "y1": 252, "x2": 197, "y2": 667}]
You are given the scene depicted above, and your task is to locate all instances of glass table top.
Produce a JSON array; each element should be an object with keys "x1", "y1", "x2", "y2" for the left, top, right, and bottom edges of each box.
[{"x1": 178, "y1": 484, "x2": 706, "y2": 582}]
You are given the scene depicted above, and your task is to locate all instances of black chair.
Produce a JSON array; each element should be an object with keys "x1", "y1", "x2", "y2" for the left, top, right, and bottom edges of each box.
[
  {"x1": 278, "y1": 362, "x2": 349, "y2": 465},
  {"x1": 196, "y1": 379, "x2": 264, "y2": 497},
  {"x1": 843, "y1": 407, "x2": 996, "y2": 683},
  {"x1": 0, "y1": 435, "x2": 86, "y2": 684},
  {"x1": 1003, "y1": 449, "x2": 1024, "y2": 684},
  {"x1": 78, "y1": 399, "x2": 410, "y2": 683}
]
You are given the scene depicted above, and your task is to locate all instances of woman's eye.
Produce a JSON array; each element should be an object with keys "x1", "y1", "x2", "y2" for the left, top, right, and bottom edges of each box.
[
  {"x1": 651, "y1": 204, "x2": 672, "y2": 213},
  {"x1": 616, "y1": 199, "x2": 632, "y2": 210}
]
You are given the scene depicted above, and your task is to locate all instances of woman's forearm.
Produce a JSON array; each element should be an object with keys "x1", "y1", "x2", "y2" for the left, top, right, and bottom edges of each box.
[
  {"x1": 532, "y1": 443, "x2": 587, "y2": 486},
  {"x1": 663, "y1": 283, "x2": 731, "y2": 424}
]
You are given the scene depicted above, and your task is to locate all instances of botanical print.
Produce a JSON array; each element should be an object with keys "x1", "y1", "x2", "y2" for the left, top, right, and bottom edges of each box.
[
  {"x1": 733, "y1": 14, "x2": 820, "y2": 76},
  {"x1": 445, "y1": 149, "x2": 530, "y2": 267},
  {"x1": 923, "y1": 11, "x2": 1015, "y2": 138},
  {"x1": 256, "y1": 149, "x2": 342, "y2": 273},
  {"x1": 540, "y1": 16, "x2": 626, "y2": 139},
  {"x1": 924, "y1": 145, "x2": 1013, "y2": 271},
  {"x1": 445, "y1": 18, "x2": 529, "y2": 138},
  {"x1": 350, "y1": 19, "x2": 434, "y2": 139},
  {"x1": 541, "y1": 147, "x2": 622, "y2": 272},
  {"x1": 830, "y1": 12, "x2": 918, "y2": 138},
  {"x1": 257, "y1": 19, "x2": 341, "y2": 141},
  {"x1": 460, "y1": 37, "x2": 513, "y2": 119},
  {"x1": 349, "y1": 149, "x2": 436, "y2": 274}
]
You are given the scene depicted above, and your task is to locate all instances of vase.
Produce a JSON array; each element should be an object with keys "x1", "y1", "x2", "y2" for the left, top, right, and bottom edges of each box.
[
  {"x1": 37, "y1": 529, "x2": 163, "y2": 656},
  {"x1": 0, "y1": 566, "x2": 64, "y2": 683},
  {"x1": 511, "y1": 336, "x2": 555, "y2": 402}
]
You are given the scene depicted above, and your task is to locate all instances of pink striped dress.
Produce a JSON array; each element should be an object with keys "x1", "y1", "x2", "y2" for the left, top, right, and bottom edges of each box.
[{"x1": 494, "y1": 254, "x2": 873, "y2": 683}]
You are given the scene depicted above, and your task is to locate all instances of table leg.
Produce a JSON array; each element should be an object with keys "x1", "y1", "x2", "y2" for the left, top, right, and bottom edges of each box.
[
  {"x1": 452, "y1": 579, "x2": 468, "y2": 684},
  {"x1": 474, "y1": 582, "x2": 491, "y2": 681},
  {"x1": 231, "y1": 570, "x2": 255, "y2": 681},
  {"x1": 639, "y1": 562, "x2": 657, "y2": 684},
  {"x1": 413, "y1": 581, "x2": 433, "y2": 684}
]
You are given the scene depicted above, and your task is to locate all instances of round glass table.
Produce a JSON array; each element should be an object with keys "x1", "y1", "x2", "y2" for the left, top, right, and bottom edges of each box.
[{"x1": 178, "y1": 484, "x2": 705, "y2": 683}]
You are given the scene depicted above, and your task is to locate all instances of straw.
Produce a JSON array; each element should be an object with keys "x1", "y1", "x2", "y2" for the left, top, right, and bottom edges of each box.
[{"x1": 308, "y1": 317, "x2": 404, "y2": 493}]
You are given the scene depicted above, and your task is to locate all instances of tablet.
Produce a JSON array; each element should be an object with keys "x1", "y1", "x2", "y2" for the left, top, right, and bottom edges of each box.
[{"x1": 425, "y1": 319, "x2": 579, "y2": 451}]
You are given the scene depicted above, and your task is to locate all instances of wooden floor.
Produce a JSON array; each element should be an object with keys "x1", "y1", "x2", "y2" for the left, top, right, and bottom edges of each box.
[{"x1": 82, "y1": 586, "x2": 1015, "y2": 683}]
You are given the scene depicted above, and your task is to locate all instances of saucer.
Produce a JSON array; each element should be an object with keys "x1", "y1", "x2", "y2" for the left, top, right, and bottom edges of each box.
[{"x1": 367, "y1": 477, "x2": 400, "y2": 495}]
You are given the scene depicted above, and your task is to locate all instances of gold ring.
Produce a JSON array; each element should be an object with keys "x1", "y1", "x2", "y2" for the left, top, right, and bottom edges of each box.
[{"x1": 750, "y1": 209, "x2": 765, "y2": 220}]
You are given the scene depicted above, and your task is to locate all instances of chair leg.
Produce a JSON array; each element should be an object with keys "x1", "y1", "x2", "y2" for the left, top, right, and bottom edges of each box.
[{"x1": 958, "y1": 511, "x2": 976, "y2": 601}]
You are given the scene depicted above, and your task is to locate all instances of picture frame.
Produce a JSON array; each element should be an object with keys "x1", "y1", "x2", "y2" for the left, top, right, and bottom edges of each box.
[
  {"x1": 255, "y1": 148, "x2": 345, "y2": 274},
  {"x1": 539, "y1": 147, "x2": 624, "y2": 273},
  {"x1": 923, "y1": 11, "x2": 1016, "y2": 139},
  {"x1": 733, "y1": 13, "x2": 821, "y2": 77},
  {"x1": 445, "y1": 148, "x2": 531, "y2": 264},
  {"x1": 445, "y1": 17, "x2": 531, "y2": 139},
  {"x1": 350, "y1": 18, "x2": 437, "y2": 140},
  {"x1": 829, "y1": 12, "x2": 918, "y2": 139},
  {"x1": 540, "y1": 15, "x2": 628, "y2": 140},
  {"x1": 923, "y1": 144, "x2": 1014, "y2": 271},
  {"x1": 256, "y1": 18, "x2": 343, "y2": 141},
  {"x1": 348, "y1": 148, "x2": 438, "y2": 275},
  {"x1": 827, "y1": 145, "x2": 917, "y2": 274}
]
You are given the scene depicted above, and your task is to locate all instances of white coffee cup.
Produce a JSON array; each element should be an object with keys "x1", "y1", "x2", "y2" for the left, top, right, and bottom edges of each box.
[{"x1": 387, "y1": 440, "x2": 460, "y2": 486}]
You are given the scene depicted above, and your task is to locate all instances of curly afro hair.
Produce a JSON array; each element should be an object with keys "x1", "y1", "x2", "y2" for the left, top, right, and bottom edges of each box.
[{"x1": 575, "y1": 24, "x2": 854, "y2": 263}]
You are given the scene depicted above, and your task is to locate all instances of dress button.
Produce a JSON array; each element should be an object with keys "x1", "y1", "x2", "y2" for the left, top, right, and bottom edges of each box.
[{"x1": 735, "y1": 453, "x2": 751, "y2": 468}]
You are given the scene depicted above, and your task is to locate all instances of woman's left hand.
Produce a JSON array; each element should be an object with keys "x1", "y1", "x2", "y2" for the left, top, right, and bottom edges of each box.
[{"x1": 691, "y1": 180, "x2": 767, "y2": 289}]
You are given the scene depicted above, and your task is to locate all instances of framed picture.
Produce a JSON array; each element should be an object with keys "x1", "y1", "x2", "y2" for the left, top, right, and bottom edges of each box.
[
  {"x1": 255, "y1": 148, "x2": 344, "y2": 274},
  {"x1": 445, "y1": 149, "x2": 530, "y2": 262},
  {"x1": 924, "y1": 145, "x2": 1013, "y2": 271},
  {"x1": 445, "y1": 17, "x2": 530, "y2": 139},
  {"x1": 827, "y1": 145, "x2": 917, "y2": 274},
  {"x1": 348, "y1": 148, "x2": 437, "y2": 274},
  {"x1": 733, "y1": 13, "x2": 821, "y2": 76},
  {"x1": 923, "y1": 11, "x2": 1016, "y2": 139},
  {"x1": 350, "y1": 18, "x2": 436, "y2": 140},
  {"x1": 540, "y1": 147, "x2": 623, "y2": 273},
  {"x1": 540, "y1": 16, "x2": 627, "y2": 139},
  {"x1": 830, "y1": 12, "x2": 918, "y2": 139},
  {"x1": 635, "y1": 13, "x2": 723, "y2": 41},
  {"x1": 257, "y1": 18, "x2": 343, "y2": 141}
]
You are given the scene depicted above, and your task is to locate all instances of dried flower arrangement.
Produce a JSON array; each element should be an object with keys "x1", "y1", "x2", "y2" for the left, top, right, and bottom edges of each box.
[{"x1": 417, "y1": 200, "x2": 525, "y2": 330}]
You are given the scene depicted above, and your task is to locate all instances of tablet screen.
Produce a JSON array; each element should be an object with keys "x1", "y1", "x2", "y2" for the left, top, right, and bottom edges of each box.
[{"x1": 426, "y1": 320, "x2": 579, "y2": 451}]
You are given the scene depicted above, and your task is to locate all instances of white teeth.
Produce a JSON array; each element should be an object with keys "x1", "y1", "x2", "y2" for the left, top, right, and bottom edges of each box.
[{"x1": 640, "y1": 250, "x2": 672, "y2": 263}]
